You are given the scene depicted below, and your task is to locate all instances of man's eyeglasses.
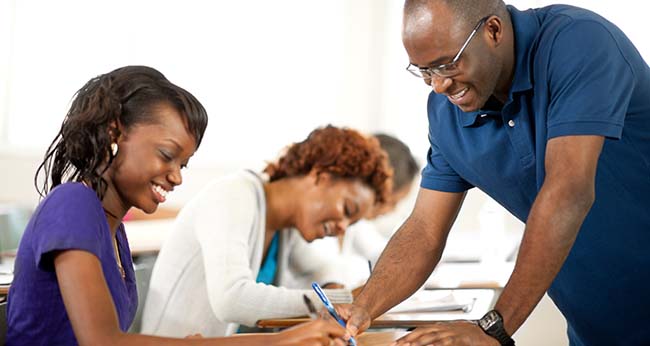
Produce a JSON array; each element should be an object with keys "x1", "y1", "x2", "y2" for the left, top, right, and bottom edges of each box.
[{"x1": 406, "y1": 16, "x2": 490, "y2": 79}]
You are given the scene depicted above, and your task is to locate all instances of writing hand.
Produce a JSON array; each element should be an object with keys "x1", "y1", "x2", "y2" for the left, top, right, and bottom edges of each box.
[{"x1": 271, "y1": 318, "x2": 348, "y2": 346}]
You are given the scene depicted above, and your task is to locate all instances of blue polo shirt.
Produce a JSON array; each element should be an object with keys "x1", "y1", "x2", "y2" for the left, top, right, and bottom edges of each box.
[{"x1": 421, "y1": 5, "x2": 650, "y2": 345}]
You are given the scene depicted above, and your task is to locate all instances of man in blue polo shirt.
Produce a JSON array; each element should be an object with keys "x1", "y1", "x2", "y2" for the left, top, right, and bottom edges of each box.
[{"x1": 340, "y1": 1, "x2": 650, "y2": 345}]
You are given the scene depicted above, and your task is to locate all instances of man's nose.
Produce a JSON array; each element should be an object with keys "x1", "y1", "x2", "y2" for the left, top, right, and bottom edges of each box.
[{"x1": 428, "y1": 75, "x2": 453, "y2": 94}]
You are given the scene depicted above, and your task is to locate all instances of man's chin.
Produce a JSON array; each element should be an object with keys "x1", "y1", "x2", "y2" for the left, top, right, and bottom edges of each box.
[{"x1": 455, "y1": 95, "x2": 490, "y2": 113}]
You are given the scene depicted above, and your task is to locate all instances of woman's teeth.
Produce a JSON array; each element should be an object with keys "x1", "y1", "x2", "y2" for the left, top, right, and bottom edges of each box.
[
  {"x1": 324, "y1": 223, "x2": 332, "y2": 236},
  {"x1": 153, "y1": 184, "x2": 168, "y2": 199}
]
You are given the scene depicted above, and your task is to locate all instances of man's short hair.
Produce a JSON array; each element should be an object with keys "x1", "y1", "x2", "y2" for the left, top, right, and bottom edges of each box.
[{"x1": 404, "y1": 0, "x2": 507, "y2": 29}]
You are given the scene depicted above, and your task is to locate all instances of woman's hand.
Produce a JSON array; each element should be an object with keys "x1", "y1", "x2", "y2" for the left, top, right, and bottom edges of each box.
[{"x1": 270, "y1": 319, "x2": 348, "y2": 346}]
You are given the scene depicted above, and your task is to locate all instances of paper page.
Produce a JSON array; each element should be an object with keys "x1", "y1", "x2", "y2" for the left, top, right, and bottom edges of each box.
[{"x1": 387, "y1": 290, "x2": 475, "y2": 313}]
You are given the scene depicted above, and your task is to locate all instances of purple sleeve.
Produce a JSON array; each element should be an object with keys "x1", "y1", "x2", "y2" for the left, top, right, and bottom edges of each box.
[{"x1": 30, "y1": 184, "x2": 105, "y2": 271}]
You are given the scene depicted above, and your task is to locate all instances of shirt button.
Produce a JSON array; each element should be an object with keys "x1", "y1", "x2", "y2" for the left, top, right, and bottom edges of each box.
[{"x1": 508, "y1": 120, "x2": 515, "y2": 127}]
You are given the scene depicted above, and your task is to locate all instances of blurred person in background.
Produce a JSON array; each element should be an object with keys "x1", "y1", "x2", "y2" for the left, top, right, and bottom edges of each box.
[{"x1": 288, "y1": 133, "x2": 420, "y2": 289}]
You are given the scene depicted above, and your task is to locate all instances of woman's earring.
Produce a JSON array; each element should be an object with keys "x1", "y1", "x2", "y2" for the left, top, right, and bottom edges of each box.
[{"x1": 111, "y1": 143, "x2": 119, "y2": 157}]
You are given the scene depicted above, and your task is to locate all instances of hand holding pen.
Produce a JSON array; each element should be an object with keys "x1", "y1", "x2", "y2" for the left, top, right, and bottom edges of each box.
[
  {"x1": 311, "y1": 282, "x2": 358, "y2": 346},
  {"x1": 302, "y1": 294, "x2": 351, "y2": 346}
]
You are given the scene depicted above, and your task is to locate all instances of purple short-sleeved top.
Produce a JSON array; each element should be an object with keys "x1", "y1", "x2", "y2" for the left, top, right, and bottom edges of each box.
[{"x1": 7, "y1": 183, "x2": 138, "y2": 345}]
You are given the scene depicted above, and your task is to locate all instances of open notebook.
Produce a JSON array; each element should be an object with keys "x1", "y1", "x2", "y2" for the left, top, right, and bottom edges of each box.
[{"x1": 387, "y1": 290, "x2": 476, "y2": 313}]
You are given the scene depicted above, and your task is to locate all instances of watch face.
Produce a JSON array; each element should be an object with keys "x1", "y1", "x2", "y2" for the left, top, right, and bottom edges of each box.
[{"x1": 479, "y1": 310, "x2": 500, "y2": 330}]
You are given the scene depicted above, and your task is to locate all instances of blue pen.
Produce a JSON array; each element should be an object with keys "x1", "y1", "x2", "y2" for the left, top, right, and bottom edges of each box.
[{"x1": 311, "y1": 282, "x2": 357, "y2": 346}]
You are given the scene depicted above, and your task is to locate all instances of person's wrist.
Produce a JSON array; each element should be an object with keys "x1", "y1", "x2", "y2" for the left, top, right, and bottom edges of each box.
[
  {"x1": 471, "y1": 323, "x2": 501, "y2": 346},
  {"x1": 478, "y1": 310, "x2": 515, "y2": 346},
  {"x1": 351, "y1": 299, "x2": 373, "y2": 320}
]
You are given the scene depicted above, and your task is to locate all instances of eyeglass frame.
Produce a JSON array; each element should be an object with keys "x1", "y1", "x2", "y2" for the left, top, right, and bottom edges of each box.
[{"x1": 406, "y1": 15, "x2": 491, "y2": 79}]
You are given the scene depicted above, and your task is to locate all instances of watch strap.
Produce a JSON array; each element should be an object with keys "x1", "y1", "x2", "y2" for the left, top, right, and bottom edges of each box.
[{"x1": 480, "y1": 310, "x2": 515, "y2": 346}]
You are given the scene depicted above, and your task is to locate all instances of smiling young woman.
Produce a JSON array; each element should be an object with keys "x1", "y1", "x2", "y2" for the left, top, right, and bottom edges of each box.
[
  {"x1": 141, "y1": 125, "x2": 393, "y2": 338},
  {"x1": 6, "y1": 66, "x2": 348, "y2": 346}
]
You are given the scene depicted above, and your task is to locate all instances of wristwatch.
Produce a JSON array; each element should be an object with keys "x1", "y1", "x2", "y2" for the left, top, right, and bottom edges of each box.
[{"x1": 478, "y1": 310, "x2": 515, "y2": 346}]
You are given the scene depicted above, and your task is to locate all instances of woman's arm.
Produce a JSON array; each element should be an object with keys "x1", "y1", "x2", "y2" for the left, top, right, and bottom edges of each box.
[
  {"x1": 55, "y1": 250, "x2": 345, "y2": 346},
  {"x1": 192, "y1": 180, "x2": 317, "y2": 325}
]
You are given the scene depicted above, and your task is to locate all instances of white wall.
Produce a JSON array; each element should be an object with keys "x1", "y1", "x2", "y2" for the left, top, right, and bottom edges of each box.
[{"x1": 1, "y1": 1, "x2": 647, "y2": 206}]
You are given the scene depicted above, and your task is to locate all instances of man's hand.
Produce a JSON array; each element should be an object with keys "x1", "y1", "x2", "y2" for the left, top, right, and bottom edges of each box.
[
  {"x1": 335, "y1": 303, "x2": 372, "y2": 337},
  {"x1": 392, "y1": 321, "x2": 500, "y2": 346}
]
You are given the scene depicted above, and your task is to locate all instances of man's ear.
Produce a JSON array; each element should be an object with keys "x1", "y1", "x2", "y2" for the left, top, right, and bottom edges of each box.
[{"x1": 485, "y1": 15, "x2": 504, "y2": 46}]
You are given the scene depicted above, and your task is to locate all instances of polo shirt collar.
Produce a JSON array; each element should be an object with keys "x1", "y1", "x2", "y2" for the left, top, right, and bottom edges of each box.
[
  {"x1": 508, "y1": 5, "x2": 538, "y2": 94},
  {"x1": 460, "y1": 111, "x2": 479, "y2": 127},
  {"x1": 460, "y1": 106, "x2": 501, "y2": 127}
]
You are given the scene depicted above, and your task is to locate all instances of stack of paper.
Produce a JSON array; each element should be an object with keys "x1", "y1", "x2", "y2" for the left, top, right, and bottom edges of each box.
[
  {"x1": 387, "y1": 290, "x2": 476, "y2": 313},
  {"x1": 324, "y1": 289, "x2": 353, "y2": 304}
]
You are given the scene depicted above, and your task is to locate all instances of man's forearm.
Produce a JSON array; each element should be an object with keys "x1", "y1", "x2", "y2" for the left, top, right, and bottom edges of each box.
[
  {"x1": 355, "y1": 215, "x2": 445, "y2": 318},
  {"x1": 495, "y1": 182, "x2": 594, "y2": 335}
]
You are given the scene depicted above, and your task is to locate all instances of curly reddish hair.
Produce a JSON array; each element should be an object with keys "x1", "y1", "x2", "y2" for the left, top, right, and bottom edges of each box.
[{"x1": 264, "y1": 125, "x2": 393, "y2": 204}]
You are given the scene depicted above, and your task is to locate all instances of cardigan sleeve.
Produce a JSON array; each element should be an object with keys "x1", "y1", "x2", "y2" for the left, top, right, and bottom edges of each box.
[{"x1": 194, "y1": 174, "x2": 349, "y2": 326}]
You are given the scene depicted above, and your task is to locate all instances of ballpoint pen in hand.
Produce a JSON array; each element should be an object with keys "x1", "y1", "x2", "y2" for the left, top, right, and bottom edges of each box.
[{"x1": 312, "y1": 282, "x2": 358, "y2": 346}]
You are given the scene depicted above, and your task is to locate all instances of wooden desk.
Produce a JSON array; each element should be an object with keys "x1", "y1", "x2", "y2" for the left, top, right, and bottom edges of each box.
[
  {"x1": 258, "y1": 289, "x2": 496, "y2": 329},
  {"x1": 356, "y1": 331, "x2": 407, "y2": 346},
  {"x1": 424, "y1": 261, "x2": 515, "y2": 289},
  {"x1": 236, "y1": 331, "x2": 406, "y2": 346}
]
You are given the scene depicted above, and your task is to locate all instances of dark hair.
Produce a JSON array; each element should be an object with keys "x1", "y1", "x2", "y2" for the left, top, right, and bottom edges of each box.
[
  {"x1": 264, "y1": 125, "x2": 393, "y2": 204},
  {"x1": 35, "y1": 65, "x2": 208, "y2": 199},
  {"x1": 374, "y1": 133, "x2": 419, "y2": 192}
]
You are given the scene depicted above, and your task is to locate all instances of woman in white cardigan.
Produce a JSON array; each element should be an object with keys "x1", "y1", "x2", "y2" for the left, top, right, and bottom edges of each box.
[{"x1": 141, "y1": 126, "x2": 392, "y2": 337}]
